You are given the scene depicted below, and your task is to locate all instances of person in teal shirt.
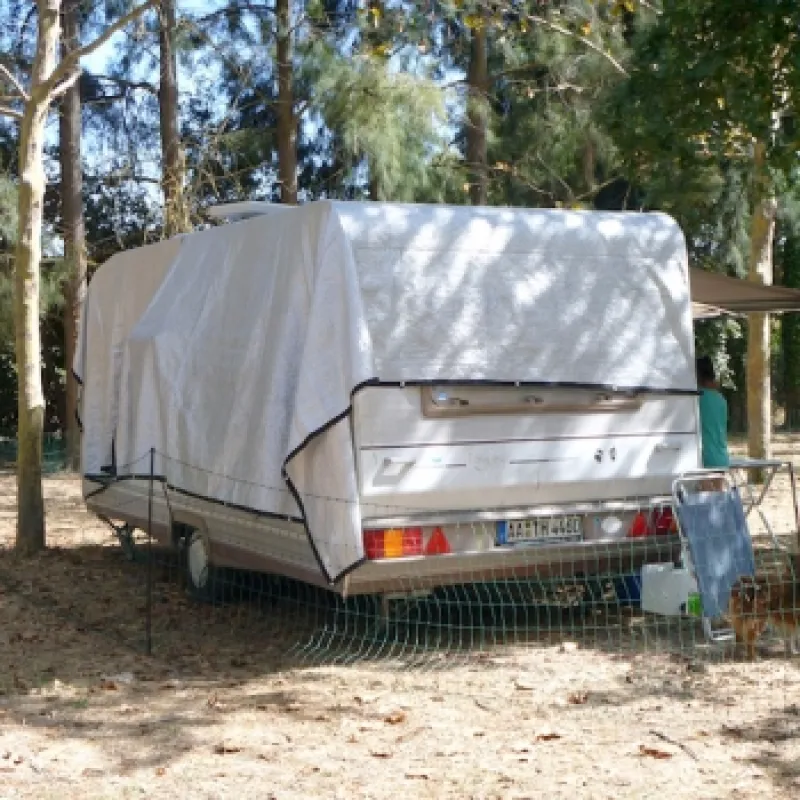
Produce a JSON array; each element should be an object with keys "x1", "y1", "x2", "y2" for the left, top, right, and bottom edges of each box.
[{"x1": 696, "y1": 356, "x2": 730, "y2": 468}]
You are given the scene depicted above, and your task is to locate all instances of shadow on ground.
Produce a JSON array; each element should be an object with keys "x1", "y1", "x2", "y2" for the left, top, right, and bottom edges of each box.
[{"x1": 1, "y1": 538, "x2": 800, "y2": 785}]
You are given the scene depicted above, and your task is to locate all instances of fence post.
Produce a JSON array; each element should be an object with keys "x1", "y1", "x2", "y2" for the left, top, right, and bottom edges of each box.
[{"x1": 146, "y1": 448, "x2": 154, "y2": 656}]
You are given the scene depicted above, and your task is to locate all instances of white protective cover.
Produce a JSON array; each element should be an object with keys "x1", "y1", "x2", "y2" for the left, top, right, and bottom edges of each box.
[
  {"x1": 75, "y1": 201, "x2": 694, "y2": 583},
  {"x1": 74, "y1": 236, "x2": 185, "y2": 474}
]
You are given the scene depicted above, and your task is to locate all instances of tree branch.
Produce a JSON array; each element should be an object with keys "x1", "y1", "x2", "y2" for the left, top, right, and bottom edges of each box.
[
  {"x1": 443, "y1": 60, "x2": 546, "y2": 88},
  {"x1": 526, "y1": 14, "x2": 627, "y2": 76},
  {"x1": 94, "y1": 75, "x2": 158, "y2": 96},
  {"x1": 50, "y1": 67, "x2": 81, "y2": 100},
  {"x1": 0, "y1": 104, "x2": 23, "y2": 120},
  {"x1": 44, "y1": 0, "x2": 159, "y2": 96},
  {"x1": 638, "y1": 0, "x2": 662, "y2": 15},
  {"x1": 196, "y1": 2, "x2": 275, "y2": 25},
  {"x1": 0, "y1": 63, "x2": 29, "y2": 102}
]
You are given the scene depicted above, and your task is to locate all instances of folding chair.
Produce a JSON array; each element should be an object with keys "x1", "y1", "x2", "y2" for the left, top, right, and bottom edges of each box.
[{"x1": 672, "y1": 471, "x2": 756, "y2": 644}]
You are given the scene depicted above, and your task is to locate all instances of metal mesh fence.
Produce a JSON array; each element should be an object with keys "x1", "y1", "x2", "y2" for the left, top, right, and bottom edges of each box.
[
  {"x1": 0, "y1": 444, "x2": 799, "y2": 795},
  {"x1": 0, "y1": 432, "x2": 68, "y2": 474},
  {"x1": 2, "y1": 446, "x2": 798, "y2": 668}
]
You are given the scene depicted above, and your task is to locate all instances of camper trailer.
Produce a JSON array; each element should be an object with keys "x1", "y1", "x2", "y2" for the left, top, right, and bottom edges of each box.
[{"x1": 75, "y1": 201, "x2": 700, "y2": 600}]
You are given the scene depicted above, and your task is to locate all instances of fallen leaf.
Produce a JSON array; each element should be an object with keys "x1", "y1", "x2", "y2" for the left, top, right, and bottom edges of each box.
[
  {"x1": 639, "y1": 745, "x2": 673, "y2": 760},
  {"x1": 213, "y1": 743, "x2": 242, "y2": 755},
  {"x1": 155, "y1": 767, "x2": 166, "y2": 777},
  {"x1": 568, "y1": 691, "x2": 589, "y2": 705},
  {"x1": 370, "y1": 749, "x2": 393, "y2": 759},
  {"x1": 99, "y1": 679, "x2": 118, "y2": 691},
  {"x1": 535, "y1": 733, "x2": 562, "y2": 742},
  {"x1": 395, "y1": 726, "x2": 428, "y2": 744},
  {"x1": 383, "y1": 710, "x2": 407, "y2": 725},
  {"x1": 722, "y1": 724, "x2": 744, "y2": 738}
]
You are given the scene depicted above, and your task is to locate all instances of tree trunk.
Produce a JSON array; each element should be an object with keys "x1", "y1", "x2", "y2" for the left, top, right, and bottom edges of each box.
[
  {"x1": 781, "y1": 230, "x2": 800, "y2": 429},
  {"x1": 746, "y1": 140, "x2": 777, "y2": 470},
  {"x1": 15, "y1": 0, "x2": 61, "y2": 554},
  {"x1": 583, "y1": 136, "x2": 596, "y2": 197},
  {"x1": 159, "y1": 0, "x2": 189, "y2": 236},
  {"x1": 466, "y1": 16, "x2": 488, "y2": 206},
  {"x1": 59, "y1": 0, "x2": 86, "y2": 472},
  {"x1": 368, "y1": 157, "x2": 380, "y2": 201},
  {"x1": 276, "y1": 0, "x2": 297, "y2": 204}
]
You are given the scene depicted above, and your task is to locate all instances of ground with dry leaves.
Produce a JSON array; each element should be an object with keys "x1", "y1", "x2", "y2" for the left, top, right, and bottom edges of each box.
[{"x1": 1, "y1": 436, "x2": 800, "y2": 799}]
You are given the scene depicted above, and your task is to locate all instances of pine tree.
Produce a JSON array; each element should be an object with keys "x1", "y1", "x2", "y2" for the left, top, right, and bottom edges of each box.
[{"x1": 59, "y1": 0, "x2": 86, "y2": 470}]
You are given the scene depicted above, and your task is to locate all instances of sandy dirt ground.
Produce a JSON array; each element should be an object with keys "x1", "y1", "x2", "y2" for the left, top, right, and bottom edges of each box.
[{"x1": 1, "y1": 437, "x2": 799, "y2": 799}]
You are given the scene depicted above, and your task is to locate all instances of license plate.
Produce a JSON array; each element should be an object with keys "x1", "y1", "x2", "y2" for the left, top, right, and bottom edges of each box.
[{"x1": 497, "y1": 516, "x2": 583, "y2": 545}]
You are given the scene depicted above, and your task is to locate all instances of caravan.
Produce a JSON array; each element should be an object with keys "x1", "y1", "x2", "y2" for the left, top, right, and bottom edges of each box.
[{"x1": 75, "y1": 201, "x2": 699, "y2": 599}]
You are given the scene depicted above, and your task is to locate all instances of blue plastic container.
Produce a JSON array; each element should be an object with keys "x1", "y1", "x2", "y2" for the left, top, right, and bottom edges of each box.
[{"x1": 614, "y1": 571, "x2": 642, "y2": 606}]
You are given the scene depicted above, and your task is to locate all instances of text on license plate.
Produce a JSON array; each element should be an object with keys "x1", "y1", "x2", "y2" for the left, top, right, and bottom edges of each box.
[{"x1": 497, "y1": 516, "x2": 583, "y2": 544}]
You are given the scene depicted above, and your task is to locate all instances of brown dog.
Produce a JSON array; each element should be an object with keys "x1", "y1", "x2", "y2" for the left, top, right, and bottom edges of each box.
[
  {"x1": 728, "y1": 566, "x2": 800, "y2": 659},
  {"x1": 728, "y1": 575, "x2": 771, "y2": 660}
]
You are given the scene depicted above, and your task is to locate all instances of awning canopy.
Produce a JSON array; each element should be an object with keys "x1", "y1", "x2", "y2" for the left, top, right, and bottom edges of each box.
[{"x1": 690, "y1": 268, "x2": 800, "y2": 317}]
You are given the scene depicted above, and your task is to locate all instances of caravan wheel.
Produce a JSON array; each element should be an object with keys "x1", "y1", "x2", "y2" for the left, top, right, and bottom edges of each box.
[{"x1": 185, "y1": 530, "x2": 220, "y2": 602}]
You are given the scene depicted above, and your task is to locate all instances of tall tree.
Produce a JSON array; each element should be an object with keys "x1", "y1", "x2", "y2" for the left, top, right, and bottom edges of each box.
[
  {"x1": 59, "y1": 0, "x2": 86, "y2": 470},
  {"x1": 159, "y1": 0, "x2": 190, "y2": 235},
  {"x1": 276, "y1": 0, "x2": 298, "y2": 203},
  {"x1": 0, "y1": 0, "x2": 156, "y2": 554},
  {"x1": 465, "y1": 10, "x2": 488, "y2": 205}
]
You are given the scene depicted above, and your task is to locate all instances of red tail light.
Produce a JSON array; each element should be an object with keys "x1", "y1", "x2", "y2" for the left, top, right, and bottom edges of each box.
[
  {"x1": 628, "y1": 512, "x2": 649, "y2": 538},
  {"x1": 363, "y1": 527, "x2": 423, "y2": 560},
  {"x1": 627, "y1": 507, "x2": 677, "y2": 538},
  {"x1": 425, "y1": 526, "x2": 451, "y2": 555},
  {"x1": 652, "y1": 507, "x2": 676, "y2": 535}
]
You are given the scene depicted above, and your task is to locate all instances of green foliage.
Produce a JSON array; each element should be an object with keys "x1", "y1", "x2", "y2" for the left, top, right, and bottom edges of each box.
[
  {"x1": 1, "y1": 0, "x2": 798, "y2": 431},
  {"x1": 0, "y1": 171, "x2": 69, "y2": 430},
  {"x1": 486, "y1": 3, "x2": 635, "y2": 208},
  {"x1": 308, "y1": 51, "x2": 451, "y2": 200},
  {"x1": 605, "y1": 0, "x2": 800, "y2": 180},
  {"x1": 601, "y1": 0, "x2": 800, "y2": 400}
]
